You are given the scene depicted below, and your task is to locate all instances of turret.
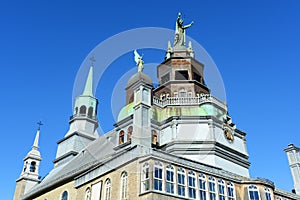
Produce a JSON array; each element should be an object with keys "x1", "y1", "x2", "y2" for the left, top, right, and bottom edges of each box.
[
  {"x1": 285, "y1": 144, "x2": 300, "y2": 194},
  {"x1": 14, "y1": 123, "x2": 42, "y2": 200},
  {"x1": 54, "y1": 65, "x2": 99, "y2": 167}
]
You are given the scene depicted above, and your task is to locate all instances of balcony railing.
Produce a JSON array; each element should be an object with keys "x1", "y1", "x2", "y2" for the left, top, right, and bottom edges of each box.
[{"x1": 153, "y1": 94, "x2": 225, "y2": 108}]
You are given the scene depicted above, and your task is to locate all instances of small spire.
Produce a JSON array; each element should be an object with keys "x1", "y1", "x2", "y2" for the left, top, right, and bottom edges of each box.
[
  {"x1": 83, "y1": 63, "x2": 94, "y2": 96},
  {"x1": 33, "y1": 121, "x2": 42, "y2": 150}
]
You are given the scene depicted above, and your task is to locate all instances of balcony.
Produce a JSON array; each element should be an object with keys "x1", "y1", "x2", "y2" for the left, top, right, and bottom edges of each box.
[{"x1": 153, "y1": 94, "x2": 225, "y2": 108}]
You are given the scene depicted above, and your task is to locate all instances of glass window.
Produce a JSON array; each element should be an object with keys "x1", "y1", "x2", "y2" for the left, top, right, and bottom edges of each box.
[
  {"x1": 127, "y1": 126, "x2": 133, "y2": 142},
  {"x1": 141, "y1": 162, "x2": 150, "y2": 192},
  {"x1": 104, "y1": 179, "x2": 111, "y2": 200},
  {"x1": 227, "y1": 182, "x2": 235, "y2": 200},
  {"x1": 152, "y1": 130, "x2": 158, "y2": 145},
  {"x1": 208, "y1": 176, "x2": 216, "y2": 200},
  {"x1": 119, "y1": 131, "x2": 124, "y2": 144},
  {"x1": 265, "y1": 187, "x2": 272, "y2": 200},
  {"x1": 154, "y1": 161, "x2": 163, "y2": 191},
  {"x1": 177, "y1": 168, "x2": 186, "y2": 197},
  {"x1": 199, "y1": 174, "x2": 207, "y2": 200},
  {"x1": 276, "y1": 197, "x2": 282, "y2": 200},
  {"x1": 166, "y1": 164, "x2": 175, "y2": 194},
  {"x1": 61, "y1": 191, "x2": 68, "y2": 200},
  {"x1": 179, "y1": 88, "x2": 186, "y2": 97},
  {"x1": 120, "y1": 172, "x2": 128, "y2": 200},
  {"x1": 85, "y1": 187, "x2": 91, "y2": 200},
  {"x1": 218, "y1": 179, "x2": 226, "y2": 200},
  {"x1": 248, "y1": 185, "x2": 260, "y2": 200},
  {"x1": 188, "y1": 171, "x2": 196, "y2": 199}
]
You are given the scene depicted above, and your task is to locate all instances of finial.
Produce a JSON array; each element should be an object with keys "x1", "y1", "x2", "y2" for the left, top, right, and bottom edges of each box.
[
  {"x1": 134, "y1": 50, "x2": 144, "y2": 72},
  {"x1": 37, "y1": 121, "x2": 43, "y2": 130},
  {"x1": 89, "y1": 56, "x2": 96, "y2": 66}
]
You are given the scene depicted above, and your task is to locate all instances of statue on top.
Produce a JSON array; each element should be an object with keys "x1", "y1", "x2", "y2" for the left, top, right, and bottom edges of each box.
[
  {"x1": 134, "y1": 50, "x2": 144, "y2": 72},
  {"x1": 174, "y1": 12, "x2": 194, "y2": 47}
]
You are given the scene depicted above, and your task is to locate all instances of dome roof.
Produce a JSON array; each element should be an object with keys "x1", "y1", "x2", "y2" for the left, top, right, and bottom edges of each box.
[{"x1": 127, "y1": 72, "x2": 153, "y2": 88}]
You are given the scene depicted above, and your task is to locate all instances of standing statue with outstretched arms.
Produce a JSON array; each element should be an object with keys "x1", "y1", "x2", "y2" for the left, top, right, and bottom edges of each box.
[{"x1": 174, "y1": 12, "x2": 194, "y2": 47}]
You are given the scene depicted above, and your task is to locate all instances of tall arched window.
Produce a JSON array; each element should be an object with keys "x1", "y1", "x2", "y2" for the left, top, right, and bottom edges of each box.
[
  {"x1": 248, "y1": 185, "x2": 260, "y2": 200},
  {"x1": 141, "y1": 162, "x2": 150, "y2": 192},
  {"x1": 85, "y1": 187, "x2": 91, "y2": 200},
  {"x1": 227, "y1": 182, "x2": 235, "y2": 200},
  {"x1": 127, "y1": 126, "x2": 133, "y2": 142},
  {"x1": 166, "y1": 164, "x2": 175, "y2": 194},
  {"x1": 218, "y1": 179, "x2": 226, "y2": 200},
  {"x1": 120, "y1": 172, "x2": 128, "y2": 200},
  {"x1": 152, "y1": 130, "x2": 158, "y2": 146},
  {"x1": 80, "y1": 105, "x2": 86, "y2": 115},
  {"x1": 208, "y1": 176, "x2": 216, "y2": 200},
  {"x1": 88, "y1": 107, "x2": 93, "y2": 118},
  {"x1": 30, "y1": 161, "x2": 36, "y2": 172},
  {"x1": 199, "y1": 174, "x2": 207, "y2": 200},
  {"x1": 104, "y1": 179, "x2": 111, "y2": 200},
  {"x1": 61, "y1": 191, "x2": 68, "y2": 200},
  {"x1": 188, "y1": 171, "x2": 196, "y2": 199},
  {"x1": 265, "y1": 187, "x2": 272, "y2": 200},
  {"x1": 119, "y1": 131, "x2": 124, "y2": 144},
  {"x1": 154, "y1": 161, "x2": 163, "y2": 191},
  {"x1": 75, "y1": 107, "x2": 78, "y2": 115},
  {"x1": 179, "y1": 88, "x2": 186, "y2": 97},
  {"x1": 177, "y1": 167, "x2": 186, "y2": 197}
]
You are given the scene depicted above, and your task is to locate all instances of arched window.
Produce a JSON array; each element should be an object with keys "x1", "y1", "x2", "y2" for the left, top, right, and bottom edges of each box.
[
  {"x1": 88, "y1": 107, "x2": 93, "y2": 118},
  {"x1": 104, "y1": 179, "x2": 111, "y2": 200},
  {"x1": 188, "y1": 171, "x2": 196, "y2": 199},
  {"x1": 30, "y1": 161, "x2": 36, "y2": 172},
  {"x1": 227, "y1": 182, "x2": 235, "y2": 200},
  {"x1": 208, "y1": 176, "x2": 216, "y2": 200},
  {"x1": 174, "y1": 91, "x2": 178, "y2": 98},
  {"x1": 265, "y1": 187, "x2": 272, "y2": 200},
  {"x1": 127, "y1": 126, "x2": 133, "y2": 142},
  {"x1": 153, "y1": 161, "x2": 163, "y2": 191},
  {"x1": 177, "y1": 167, "x2": 186, "y2": 197},
  {"x1": 119, "y1": 131, "x2": 124, "y2": 144},
  {"x1": 61, "y1": 191, "x2": 68, "y2": 200},
  {"x1": 179, "y1": 88, "x2": 186, "y2": 97},
  {"x1": 80, "y1": 106, "x2": 86, "y2": 115},
  {"x1": 120, "y1": 172, "x2": 128, "y2": 200},
  {"x1": 248, "y1": 185, "x2": 260, "y2": 200},
  {"x1": 85, "y1": 187, "x2": 91, "y2": 200},
  {"x1": 75, "y1": 107, "x2": 78, "y2": 115},
  {"x1": 152, "y1": 130, "x2": 158, "y2": 146},
  {"x1": 218, "y1": 179, "x2": 226, "y2": 200},
  {"x1": 199, "y1": 174, "x2": 207, "y2": 200},
  {"x1": 166, "y1": 164, "x2": 175, "y2": 194},
  {"x1": 141, "y1": 162, "x2": 150, "y2": 192}
]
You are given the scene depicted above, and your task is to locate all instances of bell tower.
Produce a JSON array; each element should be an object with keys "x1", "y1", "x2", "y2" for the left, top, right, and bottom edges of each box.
[
  {"x1": 14, "y1": 123, "x2": 42, "y2": 200},
  {"x1": 54, "y1": 65, "x2": 99, "y2": 167}
]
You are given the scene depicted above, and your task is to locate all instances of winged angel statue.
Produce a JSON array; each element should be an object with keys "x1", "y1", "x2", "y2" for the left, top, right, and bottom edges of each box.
[{"x1": 134, "y1": 50, "x2": 144, "y2": 72}]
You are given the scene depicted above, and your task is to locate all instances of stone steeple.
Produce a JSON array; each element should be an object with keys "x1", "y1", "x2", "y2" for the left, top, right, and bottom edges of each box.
[
  {"x1": 14, "y1": 125, "x2": 42, "y2": 200},
  {"x1": 54, "y1": 65, "x2": 99, "y2": 167}
]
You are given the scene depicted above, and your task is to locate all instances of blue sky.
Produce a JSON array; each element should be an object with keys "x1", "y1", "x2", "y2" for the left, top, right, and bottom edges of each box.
[{"x1": 1, "y1": 1, "x2": 300, "y2": 199}]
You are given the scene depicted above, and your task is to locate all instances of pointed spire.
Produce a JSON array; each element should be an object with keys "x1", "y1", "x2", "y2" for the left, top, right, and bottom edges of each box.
[
  {"x1": 83, "y1": 66, "x2": 94, "y2": 96},
  {"x1": 32, "y1": 121, "x2": 42, "y2": 150}
]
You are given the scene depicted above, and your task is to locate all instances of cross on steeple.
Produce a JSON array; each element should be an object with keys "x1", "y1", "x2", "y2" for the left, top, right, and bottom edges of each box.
[{"x1": 37, "y1": 121, "x2": 43, "y2": 130}]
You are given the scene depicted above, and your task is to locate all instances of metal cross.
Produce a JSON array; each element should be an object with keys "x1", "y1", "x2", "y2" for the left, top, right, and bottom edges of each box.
[{"x1": 37, "y1": 121, "x2": 43, "y2": 130}]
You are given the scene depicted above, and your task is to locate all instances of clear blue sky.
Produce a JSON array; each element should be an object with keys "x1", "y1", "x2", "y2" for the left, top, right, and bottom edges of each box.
[{"x1": 1, "y1": 1, "x2": 300, "y2": 199}]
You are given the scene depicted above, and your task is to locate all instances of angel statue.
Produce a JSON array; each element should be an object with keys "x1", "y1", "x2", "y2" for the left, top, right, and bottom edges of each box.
[
  {"x1": 174, "y1": 12, "x2": 194, "y2": 47},
  {"x1": 134, "y1": 50, "x2": 144, "y2": 72}
]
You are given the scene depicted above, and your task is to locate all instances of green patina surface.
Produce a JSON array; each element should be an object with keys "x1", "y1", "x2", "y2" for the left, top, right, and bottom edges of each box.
[{"x1": 118, "y1": 102, "x2": 226, "y2": 122}]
